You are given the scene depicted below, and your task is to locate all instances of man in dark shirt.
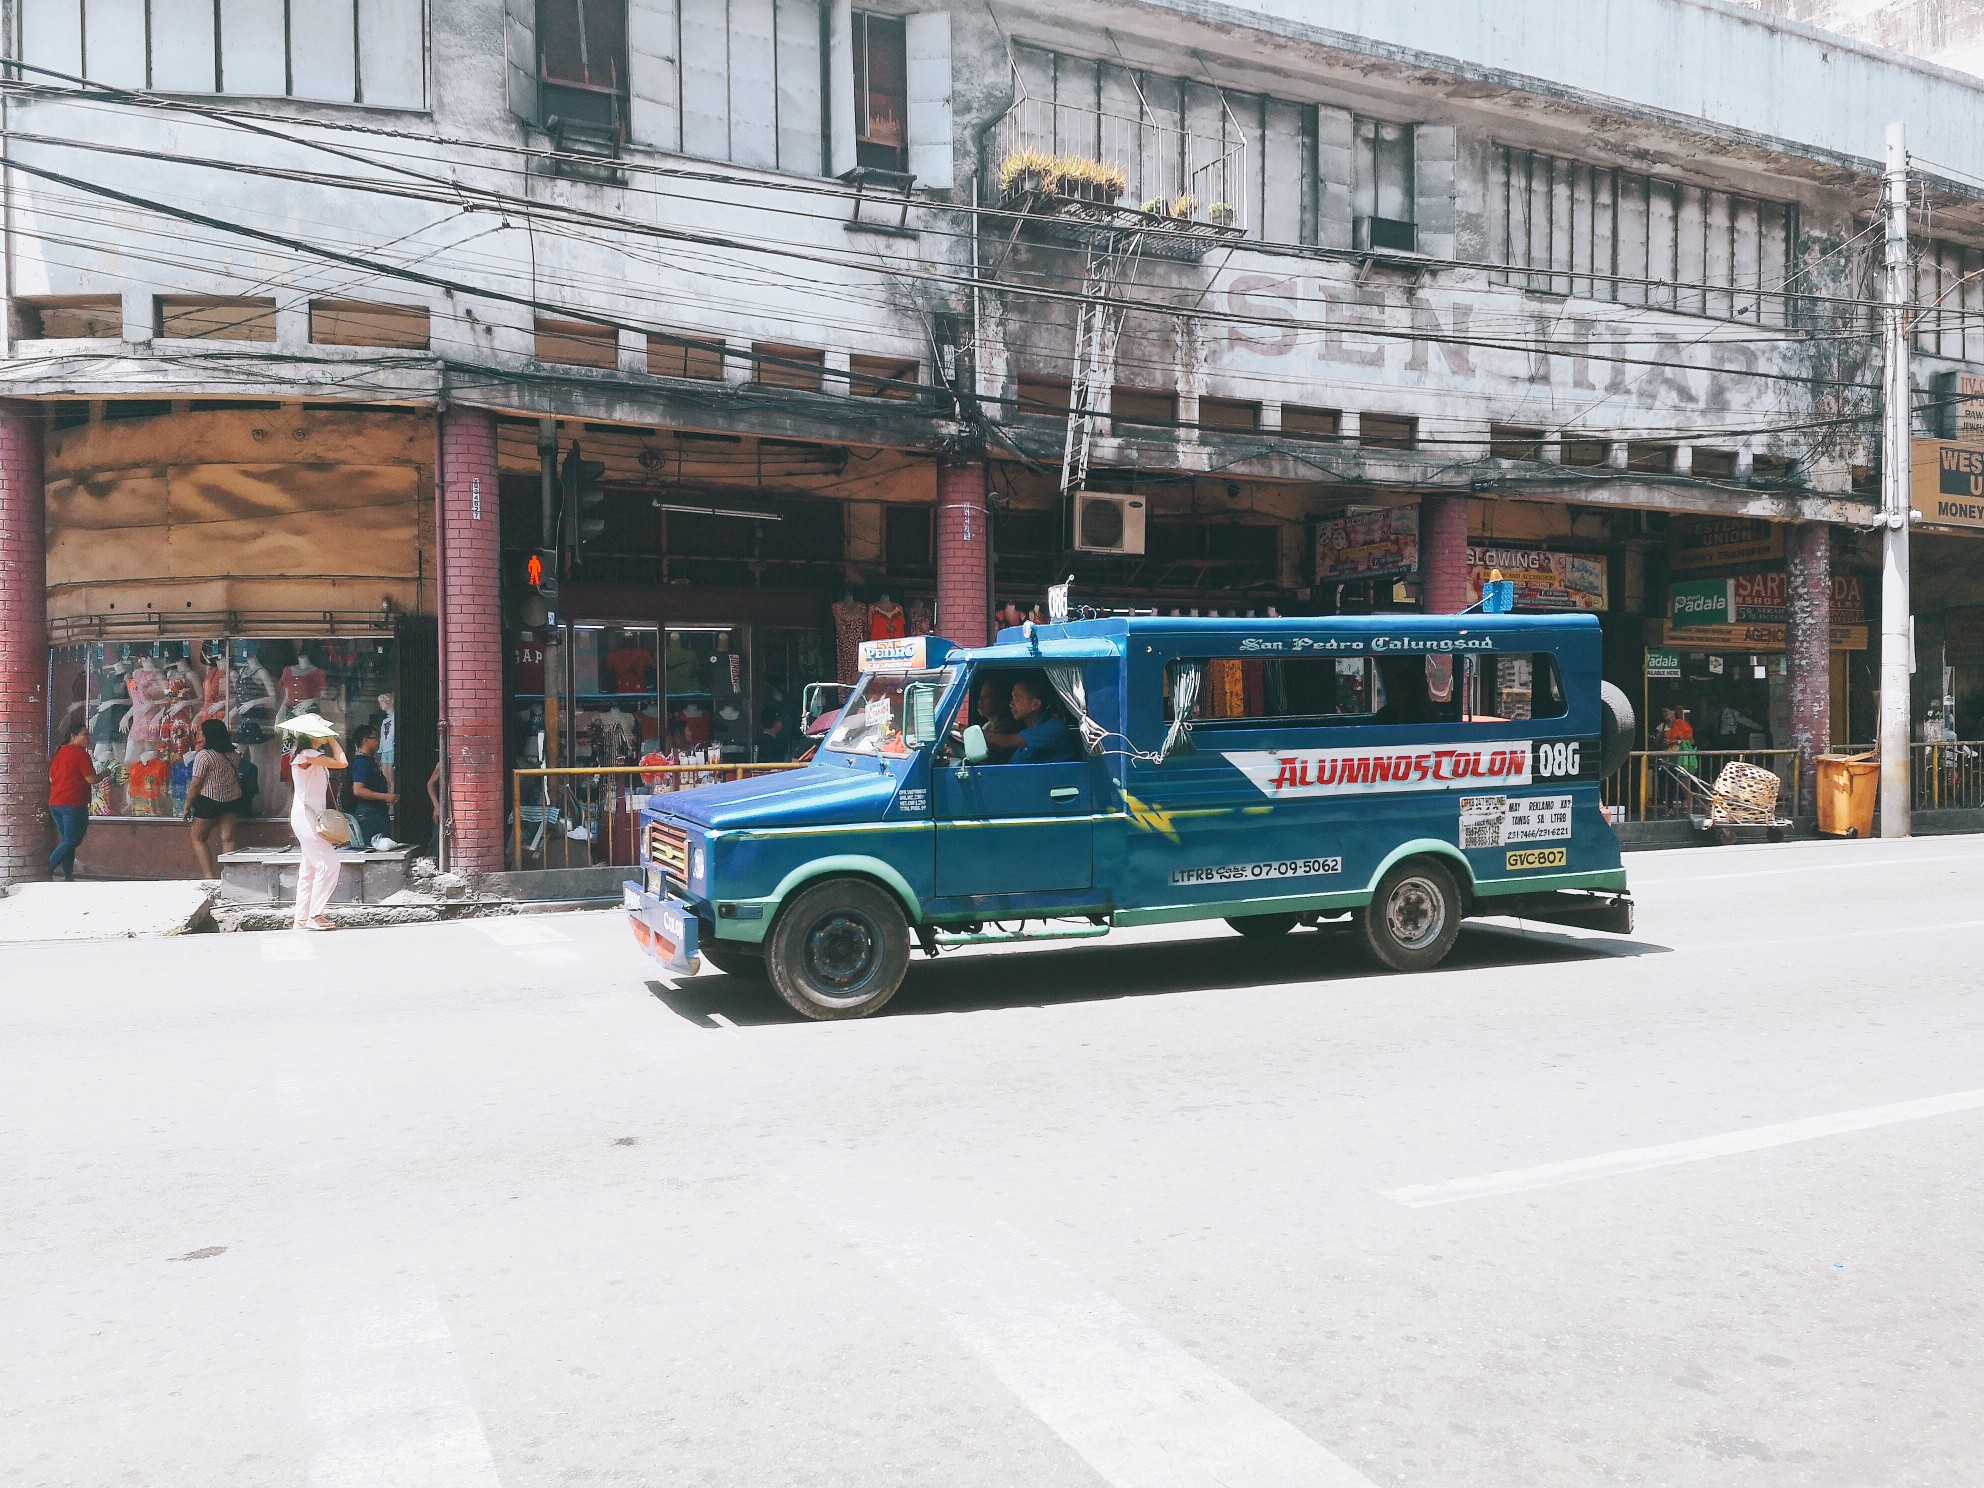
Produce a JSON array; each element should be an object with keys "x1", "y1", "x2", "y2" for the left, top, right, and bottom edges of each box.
[
  {"x1": 345, "y1": 724, "x2": 396, "y2": 846},
  {"x1": 754, "y1": 710, "x2": 791, "y2": 763},
  {"x1": 985, "y1": 677, "x2": 1080, "y2": 764}
]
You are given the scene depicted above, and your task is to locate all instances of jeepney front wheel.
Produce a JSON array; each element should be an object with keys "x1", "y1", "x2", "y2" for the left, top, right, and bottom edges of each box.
[
  {"x1": 765, "y1": 878, "x2": 911, "y2": 1020},
  {"x1": 1358, "y1": 859, "x2": 1462, "y2": 973}
]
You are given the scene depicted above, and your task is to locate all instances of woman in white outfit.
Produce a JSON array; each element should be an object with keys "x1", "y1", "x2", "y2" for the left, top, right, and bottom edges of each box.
[{"x1": 280, "y1": 715, "x2": 347, "y2": 931}]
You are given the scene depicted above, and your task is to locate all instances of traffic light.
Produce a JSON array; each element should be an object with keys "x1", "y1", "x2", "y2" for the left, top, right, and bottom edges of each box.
[
  {"x1": 560, "y1": 440, "x2": 608, "y2": 562},
  {"x1": 525, "y1": 550, "x2": 558, "y2": 601}
]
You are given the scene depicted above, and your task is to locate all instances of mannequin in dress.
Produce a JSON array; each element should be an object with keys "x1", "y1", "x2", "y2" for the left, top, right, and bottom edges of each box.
[
  {"x1": 123, "y1": 656, "x2": 169, "y2": 766},
  {"x1": 868, "y1": 592, "x2": 906, "y2": 641},
  {"x1": 831, "y1": 592, "x2": 868, "y2": 685},
  {"x1": 377, "y1": 692, "x2": 397, "y2": 790},
  {"x1": 906, "y1": 598, "x2": 934, "y2": 638},
  {"x1": 281, "y1": 651, "x2": 326, "y2": 711}
]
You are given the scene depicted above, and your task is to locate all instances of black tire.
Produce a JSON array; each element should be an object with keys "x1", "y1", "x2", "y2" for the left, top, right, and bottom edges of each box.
[
  {"x1": 699, "y1": 941, "x2": 767, "y2": 979},
  {"x1": 1599, "y1": 681, "x2": 1636, "y2": 781},
  {"x1": 764, "y1": 878, "x2": 911, "y2": 1020},
  {"x1": 1357, "y1": 859, "x2": 1463, "y2": 973},
  {"x1": 1227, "y1": 913, "x2": 1298, "y2": 939}
]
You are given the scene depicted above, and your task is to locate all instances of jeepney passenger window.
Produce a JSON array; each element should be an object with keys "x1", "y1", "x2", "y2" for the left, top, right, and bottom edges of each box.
[
  {"x1": 1462, "y1": 654, "x2": 1566, "y2": 722},
  {"x1": 1164, "y1": 656, "x2": 1436, "y2": 724}
]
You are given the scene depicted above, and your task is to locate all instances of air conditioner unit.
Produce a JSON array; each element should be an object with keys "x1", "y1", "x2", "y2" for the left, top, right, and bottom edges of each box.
[
  {"x1": 1354, "y1": 215, "x2": 1418, "y2": 253},
  {"x1": 1074, "y1": 492, "x2": 1147, "y2": 556}
]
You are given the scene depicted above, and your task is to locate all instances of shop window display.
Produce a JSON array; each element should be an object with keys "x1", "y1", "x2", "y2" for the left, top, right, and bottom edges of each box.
[{"x1": 48, "y1": 637, "x2": 396, "y2": 819}]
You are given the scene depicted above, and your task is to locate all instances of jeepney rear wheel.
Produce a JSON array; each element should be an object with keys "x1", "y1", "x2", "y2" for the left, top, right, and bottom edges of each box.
[
  {"x1": 1227, "y1": 913, "x2": 1299, "y2": 939},
  {"x1": 699, "y1": 942, "x2": 768, "y2": 980},
  {"x1": 765, "y1": 878, "x2": 911, "y2": 1020},
  {"x1": 1357, "y1": 859, "x2": 1462, "y2": 973}
]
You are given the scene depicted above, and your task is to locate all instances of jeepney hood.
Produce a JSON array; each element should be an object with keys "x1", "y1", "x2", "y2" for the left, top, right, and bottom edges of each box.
[{"x1": 644, "y1": 762, "x2": 900, "y2": 831}]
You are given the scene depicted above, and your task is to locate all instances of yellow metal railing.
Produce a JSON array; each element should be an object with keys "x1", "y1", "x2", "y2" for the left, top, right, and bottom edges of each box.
[
  {"x1": 510, "y1": 763, "x2": 802, "y2": 871},
  {"x1": 1602, "y1": 748, "x2": 1802, "y2": 824},
  {"x1": 1910, "y1": 741, "x2": 1984, "y2": 811}
]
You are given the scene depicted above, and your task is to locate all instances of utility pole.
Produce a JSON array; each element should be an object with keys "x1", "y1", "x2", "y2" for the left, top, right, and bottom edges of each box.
[{"x1": 1879, "y1": 122, "x2": 1914, "y2": 838}]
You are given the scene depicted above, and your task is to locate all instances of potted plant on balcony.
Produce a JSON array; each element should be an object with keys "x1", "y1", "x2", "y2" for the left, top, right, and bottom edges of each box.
[
  {"x1": 1168, "y1": 194, "x2": 1199, "y2": 220},
  {"x1": 997, "y1": 147, "x2": 1060, "y2": 201},
  {"x1": 1208, "y1": 201, "x2": 1236, "y2": 227},
  {"x1": 1057, "y1": 155, "x2": 1128, "y2": 206}
]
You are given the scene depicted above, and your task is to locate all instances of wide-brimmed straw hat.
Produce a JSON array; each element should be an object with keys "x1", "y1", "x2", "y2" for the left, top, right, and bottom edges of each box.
[{"x1": 276, "y1": 712, "x2": 339, "y2": 739}]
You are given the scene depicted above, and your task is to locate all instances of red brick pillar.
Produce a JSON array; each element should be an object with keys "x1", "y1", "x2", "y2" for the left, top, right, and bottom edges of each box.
[
  {"x1": 436, "y1": 407, "x2": 505, "y2": 876},
  {"x1": 935, "y1": 458, "x2": 990, "y2": 646},
  {"x1": 0, "y1": 402, "x2": 47, "y2": 887},
  {"x1": 1785, "y1": 522, "x2": 1832, "y2": 817},
  {"x1": 1419, "y1": 494, "x2": 1470, "y2": 614}
]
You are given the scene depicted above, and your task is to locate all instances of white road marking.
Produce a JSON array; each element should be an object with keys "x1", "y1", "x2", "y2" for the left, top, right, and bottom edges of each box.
[
  {"x1": 852, "y1": 1201, "x2": 1378, "y2": 1488},
  {"x1": 303, "y1": 1280, "x2": 500, "y2": 1488},
  {"x1": 261, "y1": 936, "x2": 316, "y2": 961},
  {"x1": 472, "y1": 919, "x2": 568, "y2": 946},
  {"x1": 1385, "y1": 1087, "x2": 1984, "y2": 1207}
]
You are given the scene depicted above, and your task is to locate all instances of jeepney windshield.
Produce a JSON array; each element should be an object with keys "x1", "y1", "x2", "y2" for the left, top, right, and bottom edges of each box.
[{"x1": 824, "y1": 667, "x2": 957, "y2": 756}]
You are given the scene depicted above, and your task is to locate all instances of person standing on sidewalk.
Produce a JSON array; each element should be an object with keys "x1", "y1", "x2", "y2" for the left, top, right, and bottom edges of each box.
[
  {"x1": 48, "y1": 722, "x2": 97, "y2": 882},
  {"x1": 343, "y1": 724, "x2": 396, "y2": 848},
  {"x1": 184, "y1": 719, "x2": 244, "y2": 880},
  {"x1": 280, "y1": 714, "x2": 346, "y2": 931}
]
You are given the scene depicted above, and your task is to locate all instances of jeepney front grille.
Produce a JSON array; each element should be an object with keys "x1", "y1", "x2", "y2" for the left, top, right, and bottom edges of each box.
[{"x1": 646, "y1": 820, "x2": 689, "y2": 891}]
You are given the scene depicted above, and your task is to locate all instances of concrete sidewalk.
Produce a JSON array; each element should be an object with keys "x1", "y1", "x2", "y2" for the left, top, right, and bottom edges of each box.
[{"x1": 0, "y1": 880, "x2": 216, "y2": 944}]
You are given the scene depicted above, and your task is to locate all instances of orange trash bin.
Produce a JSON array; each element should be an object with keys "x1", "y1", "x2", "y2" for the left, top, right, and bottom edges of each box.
[{"x1": 1815, "y1": 753, "x2": 1879, "y2": 837}]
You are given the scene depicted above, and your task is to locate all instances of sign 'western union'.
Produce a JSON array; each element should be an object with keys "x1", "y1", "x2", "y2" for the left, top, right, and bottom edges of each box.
[{"x1": 1912, "y1": 440, "x2": 1984, "y2": 528}]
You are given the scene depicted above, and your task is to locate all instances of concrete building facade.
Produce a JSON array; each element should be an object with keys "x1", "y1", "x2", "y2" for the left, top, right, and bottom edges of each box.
[{"x1": 4, "y1": 0, "x2": 1984, "y2": 881}]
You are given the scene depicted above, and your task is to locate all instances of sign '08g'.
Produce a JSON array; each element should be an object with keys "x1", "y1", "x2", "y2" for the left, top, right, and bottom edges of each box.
[{"x1": 1228, "y1": 742, "x2": 1546, "y2": 798}]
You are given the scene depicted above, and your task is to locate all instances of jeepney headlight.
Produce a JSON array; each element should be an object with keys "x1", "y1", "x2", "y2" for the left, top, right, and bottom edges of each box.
[
  {"x1": 691, "y1": 845, "x2": 706, "y2": 883},
  {"x1": 645, "y1": 863, "x2": 662, "y2": 897}
]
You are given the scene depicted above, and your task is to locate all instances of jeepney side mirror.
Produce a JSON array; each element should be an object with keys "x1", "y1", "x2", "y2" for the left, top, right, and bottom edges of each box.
[{"x1": 962, "y1": 725, "x2": 990, "y2": 766}]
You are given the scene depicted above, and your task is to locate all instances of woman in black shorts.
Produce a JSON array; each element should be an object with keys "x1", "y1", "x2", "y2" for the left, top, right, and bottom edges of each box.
[{"x1": 185, "y1": 718, "x2": 245, "y2": 878}]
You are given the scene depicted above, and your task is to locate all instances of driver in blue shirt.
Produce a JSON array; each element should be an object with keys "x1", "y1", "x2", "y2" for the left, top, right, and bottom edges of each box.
[{"x1": 984, "y1": 676, "x2": 1081, "y2": 764}]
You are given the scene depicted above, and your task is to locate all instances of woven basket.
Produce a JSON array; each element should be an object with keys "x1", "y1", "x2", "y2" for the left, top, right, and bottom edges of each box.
[{"x1": 1710, "y1": 760, "x2": 1781, "y2": 823}]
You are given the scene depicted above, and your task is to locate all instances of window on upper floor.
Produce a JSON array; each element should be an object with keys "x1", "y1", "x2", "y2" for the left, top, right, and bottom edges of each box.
[
  {"x1": 1111, "y1": 386, "x2": 1177, "y2": 429},
  {"x1": 16, "y1": 296, "x2": 122, "y2": 340},
  {"x1": 1911, "y1": 237, "x2": 1984, "y2": 361},
  {"x1": 536, "y1": 0, "x2": 628, "y2": 151},
  {"x1": 850, "y1": 355, "x2": 920, "y2": 400},
  {"x1": 648, "y1": 333, "x2": 726, "y2": 381},
  {"x1": 1200, "y1": 397, "x2": 1261, "y2": 432},
  {"x1": 19, "y1": 0, "x2": 425, "y2": 107},
  {"x1": 753, "y1": 344, "x2": 826, "y2": 392},
  {"x1": 1560, "y1": 438, "x2": 1609, "y2": 468},
  {"x1": 1015, "y1": 374, "x2": 1072, "y2": 417},
  {"x1": 1691, "y1": 448, "x2": 1737, "y2": 481},
  {"x1": 852, "y1": 12, "x2": 909, "y2": 173},
  {"x1": 1489, "y1": 425, "x2": 1546, "y2": 462},
  {"x1": 156, "y1": 296, "x2": 278, "y2": 342},
  {"x1": 1280, "y1": 405, "x2": 1341, "y2": 441},
  {"x1": 535, "y1": 317, "x2": 619, "y2": 368},
  {"x1": 1360, "y1": 414, "x2": 1417, "y2": 452},
  {"x1": 1354, "y1": 118, "x2": 1416, "y2": 252},
  {"x1": 309, "y1": 301, "x2": 431, "y2": 350},
  {"x1": 1627, "y1": 441, "x2": 1676, "y2": 474},
  {"x1": 1489, "y1": 144, "x2": 1798, "y2": 327}
]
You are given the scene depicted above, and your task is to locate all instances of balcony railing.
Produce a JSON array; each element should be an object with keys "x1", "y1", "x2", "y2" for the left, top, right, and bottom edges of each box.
[{"x1": 990, "y1": 83, "x2": 1246, "y2": 251}]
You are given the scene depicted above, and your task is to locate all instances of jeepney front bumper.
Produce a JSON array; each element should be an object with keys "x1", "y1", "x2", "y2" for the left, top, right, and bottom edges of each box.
[{"x1": 624, "y1": 881, "x2": 702, "y2": 974}]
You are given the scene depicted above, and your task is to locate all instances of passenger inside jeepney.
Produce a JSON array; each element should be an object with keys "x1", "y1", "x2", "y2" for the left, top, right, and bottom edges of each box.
[
  {"x1": 983, "y1": 675, "x2": 1080, "y2": 764},
  {"x1": 971, "y1": 676, "x2": 1020, "y2": 764}
]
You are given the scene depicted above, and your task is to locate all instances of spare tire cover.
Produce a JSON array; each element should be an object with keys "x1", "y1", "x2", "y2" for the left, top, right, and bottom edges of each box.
[{"x1": 1599, "y1": 681, "x2": 1636, "y2": 780}]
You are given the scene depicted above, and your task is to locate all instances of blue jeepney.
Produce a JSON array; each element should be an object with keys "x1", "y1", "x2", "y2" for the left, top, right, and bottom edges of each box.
[{"x1": 627, "y1": 614, "x2": 1635, "y2": 1019}]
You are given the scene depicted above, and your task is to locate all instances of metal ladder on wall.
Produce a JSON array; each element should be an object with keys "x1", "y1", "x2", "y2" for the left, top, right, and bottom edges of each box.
[{"x1": 1057, "y1": 229, "x2": 1145, "y2": 508}]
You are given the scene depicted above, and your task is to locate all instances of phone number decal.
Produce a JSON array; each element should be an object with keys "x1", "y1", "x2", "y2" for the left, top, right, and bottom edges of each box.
[{"x1": 1172, "y1": 857, "x2": 1343, "y2": 886}]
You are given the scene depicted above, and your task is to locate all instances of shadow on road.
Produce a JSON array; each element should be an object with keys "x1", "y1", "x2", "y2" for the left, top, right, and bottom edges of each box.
[{"x1": 646, "y1": 920, "x2": 1671, "y2": 1028}]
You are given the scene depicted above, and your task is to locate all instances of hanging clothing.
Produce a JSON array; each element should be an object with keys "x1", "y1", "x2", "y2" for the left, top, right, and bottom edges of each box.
[
  {"x1": 126, "y1": 756, "x2": 171, "y2": 815},
  {"x1": 869, "y1": 603, "x2": 906, "y2": 641},
  {"x1": 832, "y1": 599, "x2": 868, "y2": 685}
]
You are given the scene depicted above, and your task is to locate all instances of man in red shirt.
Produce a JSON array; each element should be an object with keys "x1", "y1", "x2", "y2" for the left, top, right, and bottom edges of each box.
[{"x1": 48, "y1": 722, "x2": 97, "y2": 881}]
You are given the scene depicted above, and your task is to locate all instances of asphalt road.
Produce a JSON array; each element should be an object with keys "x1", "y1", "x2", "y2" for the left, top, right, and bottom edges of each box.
[{"x1": 4, "y1": 837, "x2": 1980, "y2": 1487}]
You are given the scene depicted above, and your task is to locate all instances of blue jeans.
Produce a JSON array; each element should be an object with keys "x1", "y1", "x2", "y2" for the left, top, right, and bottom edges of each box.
[{"x1": 49, "y1": 805, "x2": 89, "y2": 880}]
